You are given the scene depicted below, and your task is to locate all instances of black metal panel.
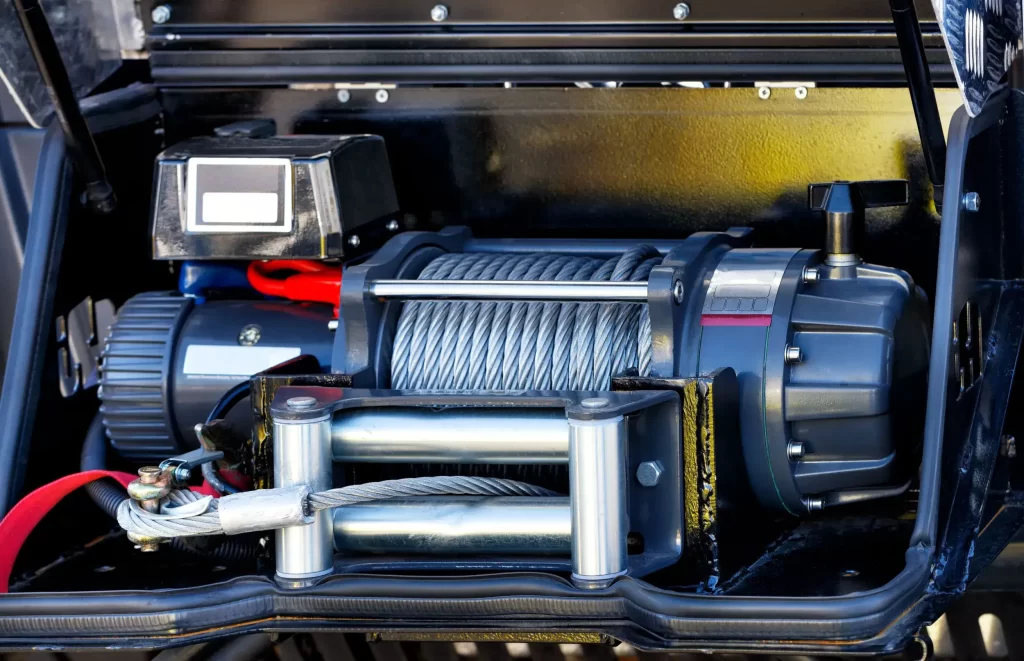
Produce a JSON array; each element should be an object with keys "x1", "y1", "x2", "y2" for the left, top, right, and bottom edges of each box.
[
  {"x1": 161, "y1": 86, "x2": 959, "y2": 299},
  {"x1": 141, "y1": 0, "x2": 937, "y2": 26}
]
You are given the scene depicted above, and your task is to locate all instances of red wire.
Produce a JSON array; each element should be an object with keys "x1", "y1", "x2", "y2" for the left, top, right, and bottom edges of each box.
[
  {"x1": 247, "y1": 260, "x2": 341, "y2": 307},
  {"x1": 0, "y1": 470, "x2": 135, "y2": 593}
]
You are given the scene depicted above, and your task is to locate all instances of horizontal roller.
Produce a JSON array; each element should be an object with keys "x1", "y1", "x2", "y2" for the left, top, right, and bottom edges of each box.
[
  {"x1": 332, "y1": 497, "x2": 571, "y2": 554},
  {"x1": 332, "y1": 408, "x2": 569, "y2": 463}
]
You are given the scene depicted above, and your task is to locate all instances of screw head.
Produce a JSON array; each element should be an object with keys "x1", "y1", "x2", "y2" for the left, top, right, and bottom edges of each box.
[
  {"x1": 238, "y1": 324, "x2": 261, "y2": 346},
  {"x1": 581, "y1": 397, "x2": 609, "y2": 409},
  {"x1": 795, "y1": 86, "x2": 808, "y2": 100},
  {"x1": 672, "y1": 280, "x2": 684, "y2": 304},
  {"x1": 375, "y1": 89, "x2": 390, "y2": 104},
  {"x1": 802, "y1": 266, "x2": 820, "y2": 284},
  {"x1": 672, "y1": 3, "x2": 690, "y2": 20},
  {"x1": 787, "y1": 441, "x2": 806, "y2": 460},
  {"x1": 962, "y1": 191, "x2": 981, "y2": 212},
  {"x1": 636, "y1": 460, "x2": 665, "y2": 487},
  {"x1": 784, "y1": 344, "x2": 803, "y2": 365},
  {"x1": 758, "y1": 86, "x2": 771, "y2": 100},
  {"x1": 286, "y1": 396, "x2": 318, "y2": 410},
  {"x1": 336, "y1": 89, "x2": 351, "y2": 103},
  {"x1": 151, "y1": 4, "x2": 171, "y2": 24},
  {"x1": 348, "y1": 234, "x2": 361, "y2": 248},
  {"x1": 386, "y1": 219, "x2": 400, "y2": 232},
  {"x1": 431, "y1": 4, "x2": 449, "y2": 22}
]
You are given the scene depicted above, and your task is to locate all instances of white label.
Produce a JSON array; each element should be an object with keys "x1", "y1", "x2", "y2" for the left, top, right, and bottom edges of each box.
[
  {"x1": 182, "y1": 345, "x2": 301, "y2": 378},
  {"x1": 201, "y1": 192, "x2": 279, "y2": 224}
]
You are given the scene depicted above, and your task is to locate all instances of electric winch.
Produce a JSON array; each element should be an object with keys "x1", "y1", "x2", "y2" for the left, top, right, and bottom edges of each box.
[{"x1": 98, "y1": 136, "x2": 930, "y2": 587}]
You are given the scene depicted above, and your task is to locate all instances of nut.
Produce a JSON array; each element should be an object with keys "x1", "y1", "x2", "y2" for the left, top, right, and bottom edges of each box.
[
  {"x1": 672, "y1": 3, "x2": 690, "y2": 20},
  {"x1": 962, "y1": 192, "x2": 981, "y2": 213},
  {"x1": 636, "y1": 460, "x2": 665, "y2": 487},
  {"x1": 430, "y1": 4, "x2": 449, "y2": 22},
  {"x1": 238, "y1": 324, "x2": 261, "y2": 346},
  {"x1": 151, "y1": 4, "x2": 171, "y2": 24}
]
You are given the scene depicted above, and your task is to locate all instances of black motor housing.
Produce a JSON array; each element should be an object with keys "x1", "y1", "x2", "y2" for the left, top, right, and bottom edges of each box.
[{"x1": 99, "y1": 292, "x2": 335, "y2": 459}]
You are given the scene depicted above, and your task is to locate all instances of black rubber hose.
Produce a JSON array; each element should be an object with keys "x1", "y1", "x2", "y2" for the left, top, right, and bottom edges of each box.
[
  {"x1": 206, "y1": 381, "x2": 250, "y2": 424},
  {"x1": 81, "y1": 413, "x2": 127, "y2": 519},
  {"x1": 81, "y1": 412, "x2": 261, "y2": 562}
]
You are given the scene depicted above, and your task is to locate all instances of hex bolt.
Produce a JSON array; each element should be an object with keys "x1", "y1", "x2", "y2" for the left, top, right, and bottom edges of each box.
[
  {"x1": 172, "y1": 465, "x2": 192, "y2": 482},
  {"x1": 581, "y1": 397, "x2": 609, "y2": 409},
  {"x1": 787, "y1": 441, "x2": 806, "y2": 460},
  {"x1": 801, "y1": 266, "x2": 820, "y2": 284},
  {"x1": 386, "y1": 219, "x2": 400, "y2": 232},
  {"x1": 430, "y1": 4, "x2": 449, "y2": 22},
  {"x1": 804, "y1": 496, "x2": 824, "y2": 512},
  {"x1": 784, "y1": 344, "x2": 803, "y2": 365},
  {"x1": 238, "y1": 324, "x2": 261, "y2": 346},
  {"x1": 672, "y1": 280, "x2": 684, "y2": 304},
  {"x1": 962, "y1": 192, "x2": 981, "y2": 212},
  {"x1": 348, "y1": 234, "x2": 361, "y2": 248},
  {"x1": 151, "y1": 4, "x2": 171, "y2": 24},
  {"x1": 672, "y1": 3, "x2": 690, "y2": 20},
  {"x1": 286, "y1": 396, "x2": 318, "y2": 410},
  {"x1": 336, "y1": 89, "x2": 351, "y2": 104},
  {"x1": 636, "y1": 460, "x2": 665, "y2": 487},
  {"x1": 758, "y1": 86, "x2": 771, "y2": 100},
  {"x1": 795, "y1": 86, "x2": 808, "y2": 100},
  {"x1": 375, "y1": 89, "x2": 390, "y2": 104}
]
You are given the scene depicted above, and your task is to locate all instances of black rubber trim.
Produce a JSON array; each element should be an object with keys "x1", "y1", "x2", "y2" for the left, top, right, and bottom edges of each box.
[{"x1": 0, "y1": 83, "x2": 160, "y2": 516}]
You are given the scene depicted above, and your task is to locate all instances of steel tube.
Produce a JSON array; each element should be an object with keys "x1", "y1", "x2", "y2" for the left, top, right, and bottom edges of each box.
[
  {"x1": 368, "y1": 279, "x2": 649, "y2": 302},
  {"x1": 332, "y1": 497, "x2": 571, "y2": 554},
  {"x1": 332, "y1": 408, "x2": 569, "y2": 463},
  {"x1": 274, "y1": 414, "x2": 333, "y2": 582},
  {"x1": 569, "y1": 415, "x2": 628, "y2": 588}
]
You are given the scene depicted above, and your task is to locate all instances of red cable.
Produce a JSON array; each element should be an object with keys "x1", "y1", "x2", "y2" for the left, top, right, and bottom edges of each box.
[
  {"x1": 247, "y1": 260, "x2": 341, "y2": 307},
  {"x1": 0, "y1": 470, "x2": 135, "y2": 593}
]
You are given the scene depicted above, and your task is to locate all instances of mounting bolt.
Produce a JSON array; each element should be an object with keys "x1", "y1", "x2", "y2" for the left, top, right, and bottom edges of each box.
[
  {"x1": 672, "y1": 3, "x2": 690, "y2": 20},
  {"x1": 795, "y1": 86, "x2": 808, "y2": 100},
  {"x1": 172, "y1": 466, "x2": 192, "y2": 482},
  {"x1": 286, "y1": 396, "x2": 318, "y2": 411},
  {"x1": 784, "y1": 344, "x2": 803, "y2": 365},
  {"x1": 672, "y1": 280, "x2": 684, "y2": 304},
  {"x1": 961, "y1": 192, "x2": 981, "y2": 212},
  {"x1": 1002, "y1": 434, "x2": 1017, "y2": 458},
  {"x1": 151, "y1": 4, "x2": 172, "y2": 24},
  {"x1": 758, "y1": 86, "x2": 771, "y2": 100},
  {"x1": 375, "y1": 89, "x2": 390, "y2": 104},
  {"x1": 237, "y1": 324, "x2": 261, "y2": 346},
  {"x1": 787, "y1": 441, "x2": 806, "y2": 460},
  {"x1": 804, "y1": 496, "x2": 824, "y2": 512},
  {"x1": 386, "y1": 219, "x2": 400, "y2": 232},
  {"x1": 336, "y1": 89, "x2": 351, "y2": 104},
  {"x1": 348, "y1": 234, "x2": 361, "y2": 248},
  {"x1": 581, "y1": 397, "x2": 609, "y2": 409},
  {"x1": 636, "y1": 460, "x2": 665, "y2": 487},
  {"x1": 328, "y1": 319, "x2": 339, "y2": 331},
  {"x1": 801, "y1": 266, "x2": 820, "y2": 284},
  {"x1": 430, "y1": 4, "x2": 449, "y2": 22}
]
